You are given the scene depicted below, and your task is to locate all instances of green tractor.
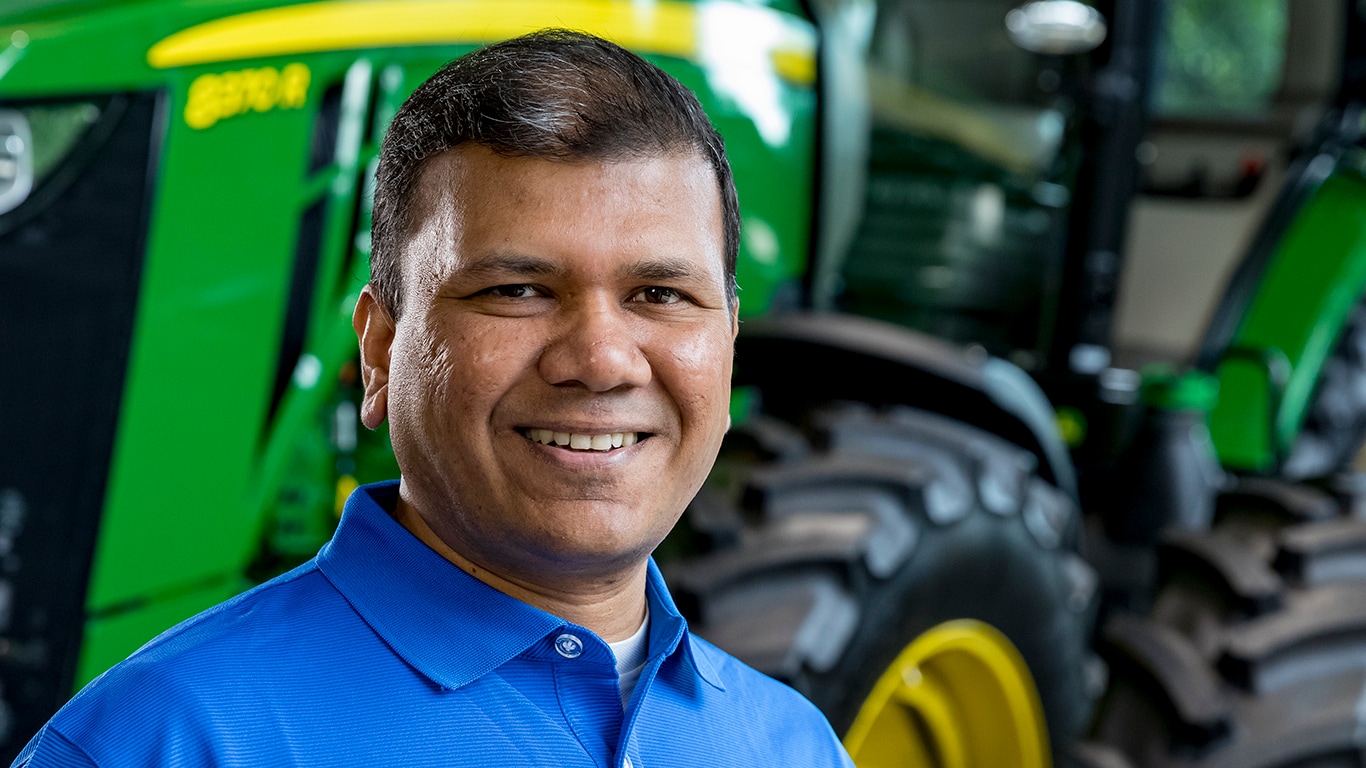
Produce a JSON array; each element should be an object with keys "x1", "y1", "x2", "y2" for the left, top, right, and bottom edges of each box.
[{"x1": 5, "y1": 0, "x2": 1366, "y2": 766}]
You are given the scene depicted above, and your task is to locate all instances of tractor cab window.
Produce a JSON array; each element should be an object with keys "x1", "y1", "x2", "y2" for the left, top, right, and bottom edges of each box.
[
  {"x1": 865, "y1": 0, "x2": 1068, "y2": 176},
  {"x1": 1112, "y1": 0, "x2": 1330, "y2": 367},
  {"x1": 1152, "y1": 0, "x2": 1288, "y2": 117},
  {"x1": 837, "y1": 0, "x2": 1084, "y2": 367}
]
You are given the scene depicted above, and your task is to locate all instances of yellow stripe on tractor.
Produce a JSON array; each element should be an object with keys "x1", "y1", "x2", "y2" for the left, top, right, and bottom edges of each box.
[{"x1": 147, "y1": 0, "x2": 704, "y2": 68}]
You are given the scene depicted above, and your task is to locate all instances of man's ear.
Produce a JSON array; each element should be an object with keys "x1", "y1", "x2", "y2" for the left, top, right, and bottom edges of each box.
[
  {"x1": 353, "y1": 285, "x2": 396, "y2": 430},
  {"x1": 728, "y1": 298, "x2": 739, "y2": 434}
]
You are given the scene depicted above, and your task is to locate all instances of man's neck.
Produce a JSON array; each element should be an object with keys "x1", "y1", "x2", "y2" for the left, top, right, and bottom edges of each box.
[{"x1": 392, "y1": 498, "x2": 649, "y2": 642}]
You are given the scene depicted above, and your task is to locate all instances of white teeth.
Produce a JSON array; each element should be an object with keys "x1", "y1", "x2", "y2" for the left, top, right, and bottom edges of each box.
[{"x1": 527, "y1": 429, "x2": 640, "y2": 452}]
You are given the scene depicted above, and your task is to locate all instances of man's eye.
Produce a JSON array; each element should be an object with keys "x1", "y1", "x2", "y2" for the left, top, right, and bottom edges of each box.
[
  {"x1": 634, "y1": 286, "x2": 683, "y2": 304},
  {"x1": 485, "y1": 284, "x2": 539, "y2": 299}
]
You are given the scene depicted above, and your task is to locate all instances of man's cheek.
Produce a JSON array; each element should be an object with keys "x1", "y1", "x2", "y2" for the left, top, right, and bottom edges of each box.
[{"x1": 670, "y1": 339, "x2": 736, "y2": 403}]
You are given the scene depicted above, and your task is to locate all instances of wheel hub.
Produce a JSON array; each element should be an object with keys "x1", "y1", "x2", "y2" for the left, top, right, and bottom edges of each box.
[{"x1": 842, "y1": 619, "x2": 1051, "y2": 768}]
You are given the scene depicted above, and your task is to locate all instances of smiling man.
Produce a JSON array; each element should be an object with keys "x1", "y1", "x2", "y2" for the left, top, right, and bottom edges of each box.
[
  {"x1": 361, "y1": 147, "x2": 736, "y2": 643},
  {"x1": 13, "y1": 29, "x2": 853, "y2": 768}
]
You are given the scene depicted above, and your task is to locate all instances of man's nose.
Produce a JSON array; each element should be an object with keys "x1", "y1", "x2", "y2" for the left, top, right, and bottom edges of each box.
[{"x1": 538, "y1": 299, "x2": 652, "y2": 392}]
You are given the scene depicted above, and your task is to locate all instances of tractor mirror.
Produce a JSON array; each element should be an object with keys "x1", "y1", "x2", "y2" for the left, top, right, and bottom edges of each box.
[{"x1": 1005, "y1": 1, "x2": 1108, "y2": 56}]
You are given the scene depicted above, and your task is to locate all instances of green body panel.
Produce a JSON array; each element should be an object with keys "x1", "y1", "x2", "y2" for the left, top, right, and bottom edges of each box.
[
  {"x1": 1209, "y1": 158, "x2": 1366, "y2": 470},
  {"x1": 0, "y1": 0, "x2": 816, "y2": 683},
  {"x1": 93, "y1": 76, "x2": 317, "y2": 610}
]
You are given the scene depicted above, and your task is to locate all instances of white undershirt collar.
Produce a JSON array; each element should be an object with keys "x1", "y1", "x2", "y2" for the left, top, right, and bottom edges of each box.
[{"x1": 607, "y1": 605, "x2": 650, "y2": 707}]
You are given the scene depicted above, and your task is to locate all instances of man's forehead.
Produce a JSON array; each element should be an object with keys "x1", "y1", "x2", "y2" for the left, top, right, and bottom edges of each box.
[
  {"x1": 457, "y1": 251, "x2": 716, "y2": 283},
  {"x1": 404, "y1": 145, "x2": 719, "y2": 244},
  {"x1": 411, "y1": 144, "x2": 713, "y2": 202},
  {"x1": 397, "y1": 145, "x2": 725, "y2": 284}
]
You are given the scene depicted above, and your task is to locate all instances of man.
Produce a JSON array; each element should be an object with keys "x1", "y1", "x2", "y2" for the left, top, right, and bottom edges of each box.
[{"x1": 14, "y1": 30, "x2": 853, "y2": 767}]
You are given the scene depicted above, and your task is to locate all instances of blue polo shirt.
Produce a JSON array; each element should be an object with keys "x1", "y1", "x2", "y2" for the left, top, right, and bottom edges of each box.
[{"x1": 14, "y1": 481, "x2": 853, "y2": 767}]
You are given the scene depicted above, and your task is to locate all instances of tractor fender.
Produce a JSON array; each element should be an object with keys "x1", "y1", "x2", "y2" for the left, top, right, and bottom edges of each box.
[{"x1": 734, "y1": 312, "x2": 1077, "y2": 502}]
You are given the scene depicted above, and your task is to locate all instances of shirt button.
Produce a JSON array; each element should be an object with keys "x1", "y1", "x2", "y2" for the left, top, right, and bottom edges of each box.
[{"x1": 554, "y1": 633, "x2": 583, "y2": 659}]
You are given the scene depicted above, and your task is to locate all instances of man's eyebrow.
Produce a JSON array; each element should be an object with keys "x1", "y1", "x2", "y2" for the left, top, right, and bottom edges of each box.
[
  {"x1": 619, "y1": 258, "x2": 714, "y2": 284},
  {"x1": 457, "y1": 253, "x2": 567, "y2": 280}
]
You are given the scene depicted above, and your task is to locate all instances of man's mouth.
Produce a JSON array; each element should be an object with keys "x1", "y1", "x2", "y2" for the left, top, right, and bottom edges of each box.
[{"x1": 519, "y1": 428, "x2": 644, "y2": 452}]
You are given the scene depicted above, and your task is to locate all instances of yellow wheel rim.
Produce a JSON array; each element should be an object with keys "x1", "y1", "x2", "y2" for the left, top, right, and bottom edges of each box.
[{"x1": 842, "y1": 619, "x2": 1051, "y2": 768}]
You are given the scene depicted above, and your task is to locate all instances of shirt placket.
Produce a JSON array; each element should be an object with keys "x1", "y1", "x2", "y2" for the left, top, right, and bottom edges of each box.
[
  {"x1": 548, "y1": 628, "x2": 626, "y2": 768},
  {"x1": 616, "y1": 641, "x2": 684, "y2": 768}
]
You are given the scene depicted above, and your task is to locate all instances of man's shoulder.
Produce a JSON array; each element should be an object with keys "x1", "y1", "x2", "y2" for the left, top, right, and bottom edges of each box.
[
  {"x1": 118, "y1": 559, "x2": 338, "y2": 667},
  {"x1": 39, "y1": 561, "x2": 360, "y2": 758},
  {"x1": 672, "y1": 633, "x2": 853, "y2": 766}
]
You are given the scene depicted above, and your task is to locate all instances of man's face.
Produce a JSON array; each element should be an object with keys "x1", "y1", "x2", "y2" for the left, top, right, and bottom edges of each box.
[{"x1": 356, "y1": 145, "x2": 737, "y2": 582}]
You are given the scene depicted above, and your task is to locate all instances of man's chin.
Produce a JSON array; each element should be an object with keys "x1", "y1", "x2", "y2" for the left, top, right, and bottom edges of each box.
[{"x1": 508, "y1": 524, "x2": 671, "y2": 577}]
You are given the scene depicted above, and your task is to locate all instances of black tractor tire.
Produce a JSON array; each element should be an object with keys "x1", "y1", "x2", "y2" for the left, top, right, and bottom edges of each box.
[
  {"x1": 1084, "y1": 474, "x2": 1366, "y2": 767},
  {"x1": 666, "y1": 402, "x2": 1100, "y2": 759}
]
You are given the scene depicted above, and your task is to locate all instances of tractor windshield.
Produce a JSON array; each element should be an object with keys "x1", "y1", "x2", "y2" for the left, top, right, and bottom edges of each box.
[{"x1": 836, "y1": 0, "x2": 1083, "y2": 368}]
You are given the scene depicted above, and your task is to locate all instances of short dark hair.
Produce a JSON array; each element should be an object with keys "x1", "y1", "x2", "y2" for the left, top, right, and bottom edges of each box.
[{"x1": 370, "y1": 29, "x2": 740, "y2": 317}]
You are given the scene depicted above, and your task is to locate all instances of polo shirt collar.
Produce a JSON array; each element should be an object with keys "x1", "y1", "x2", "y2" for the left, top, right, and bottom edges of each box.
[
  {"x1": 318, "y1": 481, "x2": 723, "y2": 691},
  {"x1": 643, "y1": 555, "x2": 725, "y2": 691}
]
